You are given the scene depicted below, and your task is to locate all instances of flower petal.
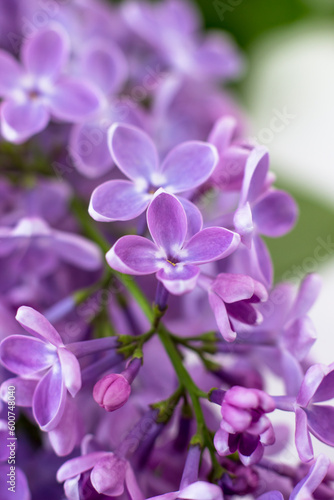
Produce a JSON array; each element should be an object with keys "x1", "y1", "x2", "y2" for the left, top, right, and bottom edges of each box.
[
  {"x1": 147, "y1": 191, "x2": 187, "y2": 256},
  {"x1": 211, "y1": 273, "x2": 256, "y2": 303},
  {"x1": 157, "y1": 265, "x2": 200, "y2": 295},
  {"x1": 0, "y1": 335, "x2": 56, "y2": 375},
  {"x1": 178, "y1": 196, "x2": 203, "y2": 238},
  {"x1": 89, "y1": 180, "x2": 150, "y2": 222},
  {"x1": 80, "y1": 40, "x2": 127, "y2": 95},
  {"x1": 106, "y1": 236, "x2": 161, "y2": 275},
  {"x1": 209, "y1": 291, "x2": 236, "y2": 342},
  {"x1": 297, "y1": 363, "x2": 334, "y2": 407},
  {"x1": 33, "y1": 363, "x2": 66, "y2": 431},
  {"x1": 295, "y1": 407, "x2": 314, "y2": 463},
  {"x1": 48, "y1": 78, "x2": 101, "y2": 122},
  {"x1": 0, "y1": 465, "x2": 31, "y2": 500},
  {"x1": 22, "y1": 26, "x2": 70, "y2": 80},
  {"x1": 214, "y1": 428, "x2": 230, "y2": 456},
  {"x1": 183, "y1": 227, "x2": 240, "y2": 265},
  {"x1": 161, "y1": 141, "x2": 218, "y2": 192},
  {"x1": 306, "y1": 404, "x2": 334, "y2": 447},
  {"x1": 0, "y1": 377, "x2": 38, "y2": 407},
  {"x1": 57, "y1": 452, "x2": 112, "y2": 482},
  {"x1": 58, "y1": 347, "x2": 81, "y2": 397},
  {"x1": 49, "y1": 397, "x2": 81, "y2": 456},
  {"x1": 240, "y1": 146, "x2": 269, "y2": 206},
  {"x1": 1, "y1": 99, "x2": 50, "y2": 143},
  {"x1": 208, "y1": 116, "x2": 237, "y2": 153},
  {"x1": 253, "y1": 190, "x2": 298, "y2": 237},
  {"x1": 179, "y1": 481, "x2": 223, "y2": 500},
  {"x1": 52, "y1": 230, "x2": 102, "y2": 270},
  {"x1": 16, "y1": 306, "x2": 63, "y2": 347},
  {"x1": 69, "y1": 122, "x2": 113, "y2": 178},
  {"x1": 90, "y1": 455, "x2": 127, "y2": 497},
  {"x1": 290, "y1": 454, "x2": 330, "y2": 500},
  {"x1": 108, "y1": 123, "x2": 159, "y2": 182},
  {"x1": 0, "y1": 50, "x2": 24, "y2": 95},
  {"x1": 290, "y1": 273, "x2": 322, "y2": 322}
]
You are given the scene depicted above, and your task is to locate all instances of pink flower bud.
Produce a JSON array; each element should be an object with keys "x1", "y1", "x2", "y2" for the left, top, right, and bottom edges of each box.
[{"x1": 93, "y1": 373, "x2": 131, "y2": 412}]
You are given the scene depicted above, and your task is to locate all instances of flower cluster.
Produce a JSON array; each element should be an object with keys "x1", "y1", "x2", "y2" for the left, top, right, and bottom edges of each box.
[{"x1": 0, "y1": 0, "x2": 332, "y2": 499}]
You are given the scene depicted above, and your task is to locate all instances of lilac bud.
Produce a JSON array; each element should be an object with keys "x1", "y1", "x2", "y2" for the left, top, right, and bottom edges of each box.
[
  {"x1": 93, "y1": 358, "x2": 141, "y2": 412},
  {"x1": 93, "y1": 373, "x2": 131, "y2": 412}
]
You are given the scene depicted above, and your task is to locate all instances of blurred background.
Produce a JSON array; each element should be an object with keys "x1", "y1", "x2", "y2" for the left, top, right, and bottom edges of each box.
[{"x1": 193, "y1": 0, "x2": 334, "y2": 464}]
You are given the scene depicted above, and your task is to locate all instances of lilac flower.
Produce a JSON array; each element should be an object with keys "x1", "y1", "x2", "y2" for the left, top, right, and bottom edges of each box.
[
  {"x1": 213, "y1": 386, "x2": 275, "y2": 465},
  {"x1": 68, "y1": 39, "x2": 146, "y2": 179},
  {"x1": 0, "y1": 216, "x2": 102, "y2": 279},
  {"x1": 89, "y1": 122, "x2": 218, "y2": 224},
  {"x1": 199, "y1": 273, "x2": 268, "y2": 342},
  {"x1": 0, "y1": 306, "x2": 82, "y2": 431},
  {"x1": 233, "y1": 146, "x2": 298, "y2": 246},
  {"x1": 151, "y1": 76, "x2": 245, "y2": 156},
  {"x1": 245, "y1": 274, "x2": 321, "y2": 396},
  {"x1": 208, "y1": 116, "x2": 251, "y2": 192},
  {"x1": 257, "y1": 454, "x2": 331, "y2": 500},
  {"x1": 0, "y1": 465, "x2": 31, "y2": 500},
  {"x1": 0, "y1": 25, "x2": 101, "y2": 143},
  {"x1": 146, "y1": 481, "x2": 223, "y2": 500},
  {"x1": 57, "y1": 448, "x2": 144, "y2": 499},
  {"x1": 107, "y1": 190, "x2": 240, "y2": 294},
  {"x1": 122, "y1": 0, "x2": 242, "y2": 82},
  {"x1": 93, "y1": 358, "x2": 141, "y2": 412},
  {"x1": 273, "y1": 363, "x2": 334, "y2": 463}
]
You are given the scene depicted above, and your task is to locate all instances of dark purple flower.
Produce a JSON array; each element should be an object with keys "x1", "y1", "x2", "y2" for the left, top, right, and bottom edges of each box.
[
  {"x1": 0, "y1": 26, "x2": 101, "y2": 143},
  {"x1": 106, "y1": 190, "x2": 240, "y2": 294},
  {"x1": 213, "y1": 386, "x2": 275, "y2": 465},
  {"x1": 199, "y1": 273, "x2": 268, "y2": 342}
]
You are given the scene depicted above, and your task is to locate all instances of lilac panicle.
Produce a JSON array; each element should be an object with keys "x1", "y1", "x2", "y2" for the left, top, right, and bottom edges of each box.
[{"x1": 106, "y1": 190, "x2": 240, "y2": 294}]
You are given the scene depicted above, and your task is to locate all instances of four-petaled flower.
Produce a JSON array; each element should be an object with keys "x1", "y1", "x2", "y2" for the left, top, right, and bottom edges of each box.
[
  {"x1": 0, "y1": 306, "x2": 81, "y2": 431},
  {"x1": 89, "y1": 122, "x2": 218, "y2": 230},
  {"x1": 0, "y1": 25, "x2": 101, "y2": 143},
  {"x1": 107, "y1": 190, "x2": 240, "y2": 295}
]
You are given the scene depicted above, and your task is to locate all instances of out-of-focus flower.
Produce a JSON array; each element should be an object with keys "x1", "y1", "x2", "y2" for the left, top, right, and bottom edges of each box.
[
  {"x1": 0, "y1": 25, "x2": 101, "y2": 143},
  {"x1": 257, "y1": 454, "x2": 331, "y2": 500}
]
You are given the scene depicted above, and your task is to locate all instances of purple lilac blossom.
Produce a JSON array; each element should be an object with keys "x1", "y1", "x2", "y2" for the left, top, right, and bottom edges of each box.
[
  {"x1": 0, "y1": 25, "x2": 101, "y2": 143},
  {"x1": 106, "y1": 190, "x2": 240, "y2": 294},
  {"x1": 0, "y1": 0, "x2": 332, "y2": 498},
  {"x1": 213, "y1": 386, "x2": 275, "y2": 465},
  {"x1": 89, "y1": 122, "x2": 218, "y2": 224}
]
